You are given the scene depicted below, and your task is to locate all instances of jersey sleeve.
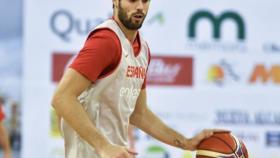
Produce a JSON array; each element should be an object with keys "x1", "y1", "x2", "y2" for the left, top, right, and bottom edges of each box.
[{"x1": 70, "y1": 29, "x2": 121, "y2": 82}]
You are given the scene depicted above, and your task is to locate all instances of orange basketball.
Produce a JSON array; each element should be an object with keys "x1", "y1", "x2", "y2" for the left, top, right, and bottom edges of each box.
[{"x1": 196, "y1": 132, "x2": 249, "y2": 158}]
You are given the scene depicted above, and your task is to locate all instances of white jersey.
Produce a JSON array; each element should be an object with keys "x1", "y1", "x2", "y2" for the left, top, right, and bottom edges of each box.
[{"x1": 62, "y1": 19, "x2": 150, "y2": 158}]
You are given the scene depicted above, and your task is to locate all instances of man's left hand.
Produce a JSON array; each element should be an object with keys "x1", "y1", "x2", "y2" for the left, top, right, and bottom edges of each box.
[{"x1": 183, "y1": 129, "x2": 230, "y2": 151}]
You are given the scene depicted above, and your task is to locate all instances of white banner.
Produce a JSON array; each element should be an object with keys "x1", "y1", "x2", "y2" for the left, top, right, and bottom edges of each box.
[{"x1": 23, "y1": 0, "x2": 280, "y2": 158}]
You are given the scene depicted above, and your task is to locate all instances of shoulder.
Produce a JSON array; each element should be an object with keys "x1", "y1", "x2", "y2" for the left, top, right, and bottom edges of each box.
[
  {"x1": 82, "y1": 28, "x2": 121, "y2": 54},
  {"x1": 88, "y1": 28, "x2": 120, "y2": 45}
]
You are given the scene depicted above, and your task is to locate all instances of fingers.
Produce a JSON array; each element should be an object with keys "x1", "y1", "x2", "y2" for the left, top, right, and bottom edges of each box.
[
  {"x1": 203, "y1": 128, "x2": 230, "y2": 134},
  {"x1": 187, "y1": 129, "x2": 231, "y2": 151},
  {"x1": 197, "y1": 129, "x2": 213, "y2": 139},
  {"x1": 199, "y1": 129, "x2": 231, "y2": 140},
  {"x1": 212, "y1": 129, "x2": 231, "y2": 133}
]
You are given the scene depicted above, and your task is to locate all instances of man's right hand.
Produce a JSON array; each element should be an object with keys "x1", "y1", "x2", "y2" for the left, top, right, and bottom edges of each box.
[{"x1": 99, "y1": 144, "x2": 138, "y2": 158}]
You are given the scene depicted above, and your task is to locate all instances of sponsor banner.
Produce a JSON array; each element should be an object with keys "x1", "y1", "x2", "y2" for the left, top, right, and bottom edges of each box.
[
  {"x1": 141, "y1": 0, "x2": 280, "y2": 54},
  {"x1": 23, "y1": 1, "x2": 280, "y2": 158},
  {"x1": 142, "y1": 90, "x2": 280, "y2": 158},
  {"x1": 147, "y1": 56, "x2": 193, "y2": 86},
  {"x1": 266, "y1": 131, "x2": 280, "y2": 147},
  {"x1": 195, "y1": 54, "x2": 280, "y2": 90},
  {"x1": 52, "y1": 53, "x2": 193, "y2": 86},
  {"x1": 24, "y1": 0, "x2": 280, "y2": 57}
]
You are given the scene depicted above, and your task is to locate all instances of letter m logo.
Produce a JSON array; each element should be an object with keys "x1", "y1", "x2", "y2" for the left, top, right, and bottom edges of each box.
[
  {"x1": 250, "y1": 65, "x2": 280, "y2": 84},
  {"x1": 188, "y1": 10, "x2": 246, "y2": 41}
]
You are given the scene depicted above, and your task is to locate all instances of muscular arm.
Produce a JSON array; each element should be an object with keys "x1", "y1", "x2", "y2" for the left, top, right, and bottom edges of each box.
[
  {"x1": 0, "y1": 121, "x2": 11, "y2": 158},
  {"x1": 129, "y1": 90, "x2": 190, "y2": 150},
  {"x1": 130, "y1": 90, "x2": 221, "y2": 151},
  {"x1": 51, "y1": 68, "x2": 110, "y2": 153}
]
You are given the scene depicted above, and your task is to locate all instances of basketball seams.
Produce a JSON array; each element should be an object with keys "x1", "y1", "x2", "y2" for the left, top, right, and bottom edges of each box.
[
  {"x1": 196, "y1": 149, "x2": 235, "y2": 158},
  {"x1": 196, "y1": 133, "x2": 248, "y2": 158},
  {"x1": 232, "y1": 135, "x2": 247, "y2": 158},
  {"x1": 211, "y1": 135, "x2": 239, "y2": 158},
  {"x1": 198, "y1": 136, "x2": 233, "y2": 154}
]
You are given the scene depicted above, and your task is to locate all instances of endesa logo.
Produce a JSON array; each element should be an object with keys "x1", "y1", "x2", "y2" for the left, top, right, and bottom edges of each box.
[
  {"x1": 266, "y1": 131, "x2": 280, "y2": 147},
  {"x1": 147, "y1": 56, "x2": 193, "y2": 86},
  {"x1": 119, "y1": 87, "x2": 140, "y2": 98},
  {"x1": 249, "y1": 65, "x2": 280, "y2": 84}
]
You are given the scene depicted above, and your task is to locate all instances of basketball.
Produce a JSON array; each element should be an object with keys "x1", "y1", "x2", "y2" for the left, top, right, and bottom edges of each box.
[{"x1": 196, "y1": 132, "x2": 249, "y2": 158}]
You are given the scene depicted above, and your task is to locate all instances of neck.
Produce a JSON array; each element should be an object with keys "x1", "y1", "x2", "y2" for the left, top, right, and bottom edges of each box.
[{"x1": 114, "y1": 16, "x2": 138, "y2": 43}]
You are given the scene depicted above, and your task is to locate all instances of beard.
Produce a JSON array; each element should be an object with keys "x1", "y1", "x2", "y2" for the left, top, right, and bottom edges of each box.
[{"x1": 118, "y1": 3, "x2": 146, "y2": 30}]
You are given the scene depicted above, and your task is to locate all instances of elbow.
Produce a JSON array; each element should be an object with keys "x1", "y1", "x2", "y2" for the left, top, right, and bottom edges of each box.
[{"x1": 51, "y1": 92, "x2": 63, "y2": 110}]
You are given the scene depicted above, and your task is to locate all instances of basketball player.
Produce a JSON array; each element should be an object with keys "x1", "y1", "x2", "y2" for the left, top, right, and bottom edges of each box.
[
  {"x1": 0, "y1": 97, "x2": 11, "y2": 158},
  {"x1": 52, "y1": 0, "x2": 224, "y2": 157}
]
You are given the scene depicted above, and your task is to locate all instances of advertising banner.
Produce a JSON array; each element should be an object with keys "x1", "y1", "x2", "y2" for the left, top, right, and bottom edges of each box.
[{"x1": 23, "y1": 0, "x2": 280, "y2": 158}]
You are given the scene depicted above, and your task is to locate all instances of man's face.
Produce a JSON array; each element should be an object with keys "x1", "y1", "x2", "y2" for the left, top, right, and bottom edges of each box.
[{"x1": 117, "y1": 0, "x2": 150, "y2": 30}]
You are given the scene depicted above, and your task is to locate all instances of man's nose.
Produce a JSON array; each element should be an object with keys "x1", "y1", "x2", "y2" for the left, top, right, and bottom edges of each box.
[{"x1": 136, "y1": 1, "x2": 144, "y2": 11}]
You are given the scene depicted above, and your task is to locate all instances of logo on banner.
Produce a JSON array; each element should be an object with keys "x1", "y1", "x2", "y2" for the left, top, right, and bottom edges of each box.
[
  {"x1": 266, "y1": 132, "x2": 280, "y2": 147},
  {"x1": 186, "y1": 10, "x2": 247, "y2": 52},
  {"x1": 215, "y1": 110, "x2": 280, "y2": 125},
  {"x1": 50, "y1": 10, "x2": 166, "y2": 42},
  {"x1": 249, "y1": 65, "x2": 280, "y2": 84},
  {"x1": 147, "y1": 56, "x2": 193, "y2": 86},
  {"x1": 50, "y1": 9, "x2": 110, "y2": 42},
  {"x1": 52, "y1": 53, "x2": 193, "y2": 86},
  {"x1": 147, "y1": 12, "x2": 165, "y2": 25},
  {"x1": 182, "y1": 151, "x2": 193, "y2": 158},
  {"x1": 143, "y1": 145, "x2": 170, "y2": 158},
  {"x1": 263, "y1": 43, "x2": 280, "y2": 54},
  {"x1": 215, "y1": 110, "x2": 251, "y2": 125},
  {"x1": 234, "y1": 131, "x2": 259, "y2": 143},
  {"x1": 207, "y1": 59, "x2": 240, "y2": 86}
]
